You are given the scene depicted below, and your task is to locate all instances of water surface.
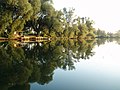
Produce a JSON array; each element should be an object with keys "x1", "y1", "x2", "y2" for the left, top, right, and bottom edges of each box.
[
  {"x1": 0, "y1": 39, "x2": 120, "y2": 90},
  {"x1": 31, "y1": 41, "x2": 120, "y2": 90}
]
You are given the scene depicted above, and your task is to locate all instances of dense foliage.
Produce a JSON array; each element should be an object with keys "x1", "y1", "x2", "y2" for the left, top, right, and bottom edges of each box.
[
  {"x1": 0, "y1": 39, "x2": 95, "y2": 89},
  {"x1": 0, "y1": 0, "x2": 96, "y2": 39}
]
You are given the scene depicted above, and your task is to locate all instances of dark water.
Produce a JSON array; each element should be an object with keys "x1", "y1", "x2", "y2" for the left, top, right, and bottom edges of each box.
[{"x1": 0, "y1": 39, "x2": 120, "y2": 90}]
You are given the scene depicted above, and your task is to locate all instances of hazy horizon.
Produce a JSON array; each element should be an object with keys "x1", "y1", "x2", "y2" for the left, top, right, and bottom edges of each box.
[{"x1": 53, "y1": 0, "x2": 120, "y2": 33}]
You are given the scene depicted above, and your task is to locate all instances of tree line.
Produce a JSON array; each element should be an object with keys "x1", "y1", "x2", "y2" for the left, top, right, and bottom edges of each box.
[
  {"x1": 95, "y1": 28, "x2": 115, "y2": 38},
  {"x1": 0, "y1": 0, "x2": 96, "y2": 39}
]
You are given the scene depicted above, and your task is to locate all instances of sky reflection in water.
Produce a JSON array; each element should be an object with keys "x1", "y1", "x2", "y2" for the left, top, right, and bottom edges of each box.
[{"x1": 31, "y1": 41, "x2": 120, "y2": 90}]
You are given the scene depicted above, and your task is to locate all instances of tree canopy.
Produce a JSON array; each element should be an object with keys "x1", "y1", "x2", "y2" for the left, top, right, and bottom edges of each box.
[{"x1": 0, "y1": 0, "x2": 96, "y2": 39}]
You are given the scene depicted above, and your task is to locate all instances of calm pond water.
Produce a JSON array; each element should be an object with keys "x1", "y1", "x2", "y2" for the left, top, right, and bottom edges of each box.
[
  {"x1": 0, "y1": 39, "x2": 120, "y2": 90},
  {"x1": 31, "y1": 40, "x2": 120, "y2": 90}
]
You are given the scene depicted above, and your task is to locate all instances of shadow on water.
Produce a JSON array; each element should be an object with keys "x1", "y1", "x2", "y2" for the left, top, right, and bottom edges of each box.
[
  {"x1": 0, "y1": 39, "x2": 97, "y2": 90},
  {"x1": 0, "y1": 38, "x2": 120, "y2": 90}
]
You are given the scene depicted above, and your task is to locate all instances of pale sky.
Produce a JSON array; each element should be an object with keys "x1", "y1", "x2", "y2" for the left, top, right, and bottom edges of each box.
[{"x1": 53, "y1": 0, "x2": 120, "y2": 33}]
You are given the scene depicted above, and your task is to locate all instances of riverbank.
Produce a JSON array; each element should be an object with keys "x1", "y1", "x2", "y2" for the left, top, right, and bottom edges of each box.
[{"x1": 0, "y1": 36, "x2": 118, "y2": 43}]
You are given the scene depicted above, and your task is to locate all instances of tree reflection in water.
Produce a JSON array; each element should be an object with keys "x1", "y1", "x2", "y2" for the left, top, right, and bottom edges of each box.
[{"x1": 0, "y1": 39, "x2": 96, "y2": 90}]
